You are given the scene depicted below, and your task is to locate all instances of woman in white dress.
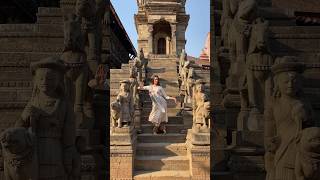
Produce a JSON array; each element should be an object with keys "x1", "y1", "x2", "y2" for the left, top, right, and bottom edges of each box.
[{"x1": 138, "y1": 75, "x2": 176, "y2": 134}]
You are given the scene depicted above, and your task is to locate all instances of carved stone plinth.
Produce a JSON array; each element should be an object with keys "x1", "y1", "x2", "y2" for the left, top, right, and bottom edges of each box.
[
  {"x1": 80, "y1": 154, "x2": 104, "y2": 180},
  {"x1": 110, "y1": 145, "x2": 135, "y2": 180},
  {"x1": 189, "y1": 129, "x2": 210, "y2": 145},
  {"x1": 228, "y1": 147, "x2": 265, "y2": 180},
  {"x1": 110, "y1": 126, "x2": 136, "y2": 179},
  {"x1": 186, "y1": 131, "x2": 210, "y2": 179},
  {"x1": 76, "y1": 129, "x2": 105, "y2": 179},
  {"x1": 233, "y1": 130, "x2": 264, "y2": 147},
  {"x1": 110, "y1": 126, "x2": 136, "y2": 146},
  {"x1": 77, "y1": 129, "x2": 101, "y2": 146},
  {"x1": 212, "y1": 128, "x2": 229, "y2": 172}
]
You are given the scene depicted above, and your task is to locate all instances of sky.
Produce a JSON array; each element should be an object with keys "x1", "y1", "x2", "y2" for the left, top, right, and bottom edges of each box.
[{"x1": 110, "y1": 0, "x2": 210, "y2": 57}]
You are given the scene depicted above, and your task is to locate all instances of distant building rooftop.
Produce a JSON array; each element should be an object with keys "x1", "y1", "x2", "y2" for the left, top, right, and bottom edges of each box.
[{"x1": 197, "y1": 32, "x2": 210, "y2": 66}]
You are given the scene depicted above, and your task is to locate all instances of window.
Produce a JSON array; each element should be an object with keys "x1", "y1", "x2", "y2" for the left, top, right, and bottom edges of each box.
[{"x1": 157, "y1": 38, "x2": 166, "y2": 54}]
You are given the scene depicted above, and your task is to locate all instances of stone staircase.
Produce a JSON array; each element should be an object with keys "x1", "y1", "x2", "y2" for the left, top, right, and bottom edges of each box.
[
  {"x1": 133, "y1": 56, "x2": 191, "y2": 180},
  {"x1": 134, "y1": 97, "x2": 190, "y2": 179},
  {"x1": 110, "y1": 62, "x2": 134, "y2": 102}
]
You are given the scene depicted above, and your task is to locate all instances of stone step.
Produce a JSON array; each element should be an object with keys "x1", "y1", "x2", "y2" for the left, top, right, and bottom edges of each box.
[
  {"x1": 0, "y1": 23, "x2": 64, "y2": 34},
  {"x1": 134, "y1": 170, "x2": 191, "y2": 180},
  {"x1": 137, "y1": 133, "x2": 186, "y2": 143},
  {"x1": 269, "y1": 26, "x2": 320, "y2": 53},
  {"x1": 194, "y1": 71, "x2": 210, "y2": 77},
  {"x1": 0, "y1": 71, "x2": 32, "y2": 81},
  {"x1": 110, "y1": 73, "x2": 130, "y2": 79},
  {"x1": 0, "y1": 24, "x2": 36, "y2": 33},
  {"x1": 0, "y1": 33, "x2": 64, "y2": 52},
  {"x1": 0, "y1": 52, "x2": 60, "y2": 64},
  {"x1": 110, "y1": 69, "x2": 126, "y2": 73},
  {"x1": 136, "y1": 143, "x2": 187, "y2": 156},
  {"x1": 141, "y1": 116, "x2": 183, "y2": 124},
  {"x1": 146, "y1": 76, "x2": 177, "y2": 81},
  {"x1": 147, "y1": 71, "x2": 178, "y2": 77},
  {"x1": 135, "y1": 155, "x2": 189, "y2": 171},
  {"x1": 270, "y1": 26, "x2": 320, "y2": 34},
  {"x1": 36, "y1": 7, "x2": 63, "y2": 24},
  {"x1": 141, "y1": 124, "x2": 185, "y2": 134},
  {"x1": 147, "y1": 63, "x2": 178, "y2": 68},
  {"x1": 148, "y1": 58, "x2": 177, "y2": 62},
  {"x1": 0, "y1": 88, "x2": 32, "y2": 102},
  {"x1": 147, "y1": 67, "x2": 177, "y2": 71},
  {"x1": 148, "y1": 58, "x2": 177, "y2": 61}
]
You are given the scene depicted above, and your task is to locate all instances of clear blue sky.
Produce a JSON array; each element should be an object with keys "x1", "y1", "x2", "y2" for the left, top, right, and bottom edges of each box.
[{"x1": 110, "y1": 0, "x2": 210, "y2": 57}]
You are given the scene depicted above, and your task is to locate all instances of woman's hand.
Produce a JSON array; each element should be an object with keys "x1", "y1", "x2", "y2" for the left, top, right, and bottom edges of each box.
[
  {"x1": 172, "y1": 97, "x2": 177, "y2": 104},
  {"x1": 138, "y1": 82, "x2": 144, "y2": 90}
]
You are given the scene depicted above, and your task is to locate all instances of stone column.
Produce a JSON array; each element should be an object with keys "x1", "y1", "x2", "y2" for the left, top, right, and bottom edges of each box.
[
  {"x1": 148, "y1": 24, "x2": 153, "y2": 55},
  {"x1": 170, "y1": 23, "x2": 177, "y2": 55},
  {"x1": 166, "y1": 36, "x2": 171, "y2": 55}
]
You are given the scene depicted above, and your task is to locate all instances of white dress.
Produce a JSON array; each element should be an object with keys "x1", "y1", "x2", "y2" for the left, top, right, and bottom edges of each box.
[{"x1": 142, "y1": 85, "x2": 170, "y2": 125}]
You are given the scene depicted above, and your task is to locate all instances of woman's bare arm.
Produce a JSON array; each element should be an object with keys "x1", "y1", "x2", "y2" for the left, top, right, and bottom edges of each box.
[{"x1": 160, "y1": 87, "x2": 177, "y2": 103}]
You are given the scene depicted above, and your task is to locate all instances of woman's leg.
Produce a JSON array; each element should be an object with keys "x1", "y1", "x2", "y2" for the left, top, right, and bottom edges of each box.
[
  {"x1": 153, "y1": 123, "x2": 159, "y2": 134},
  {"x1": 162, "y1": 123, "x2": 166, "y2": 134}
]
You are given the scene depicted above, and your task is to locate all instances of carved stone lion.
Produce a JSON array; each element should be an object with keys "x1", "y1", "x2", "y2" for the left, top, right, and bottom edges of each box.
[
  {"x1": 0, "y1": 127, "x2": 37, "y2": 180},
  {"x1": 295, "y1": 127, "x2": 320, "y2": 180},
  {"x1": 111, "y1": 101, "x2": 121, "y2": 128}
]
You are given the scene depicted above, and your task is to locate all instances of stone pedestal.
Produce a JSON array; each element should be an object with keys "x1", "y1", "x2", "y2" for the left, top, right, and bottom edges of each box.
[
  {"x1": 76, "y1": 129, "x2": 105, "y2": 179},
  {"x1": 212, "y1": 129, "x2": 229, "y2": 172},
  {"x1": 222, "y1": 88, "x2": 265, "y2": 180},
  {"x1": 186, "y1": 129, "x2": 210, "y2": 179},
  {"x1": 110, "y1": 126, "x2": 136, "y2": 179},
  {"x1": 77, "y1": 129, "x2": 101, "y2": 147},
  {"x1": 226, "y1": 130, "x2": 265, "y2": 180},
  {"x1": 228, "y1": 147, "x2": 265, "y2": 180}
]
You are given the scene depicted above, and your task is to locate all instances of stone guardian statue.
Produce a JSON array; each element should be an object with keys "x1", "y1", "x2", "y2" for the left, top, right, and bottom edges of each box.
[
  {"x1": 112, "y1": 80, "x2": 134, "y2": 128},
  {"x1": 15, "y1": 57, "x2": 76, "y2": 180},
  {"x1": 192, "y1": 80, "x2": 210, "y2": 133},
  {"x1": 264, "y1": 57, "x2": 314, "y2": 180}
]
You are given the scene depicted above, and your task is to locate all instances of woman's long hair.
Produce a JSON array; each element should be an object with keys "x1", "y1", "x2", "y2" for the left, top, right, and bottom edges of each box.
[{"x1": 151, "y1": 75, "x2": 160, "y2": 86}]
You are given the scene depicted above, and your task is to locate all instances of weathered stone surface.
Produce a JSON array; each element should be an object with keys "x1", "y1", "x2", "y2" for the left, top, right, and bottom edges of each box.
[
  {"x1": 186, "y1": 141, "x2": 210, "y2": 180},
  {"x1": 110, "y1": 145, "x2": 135, "y2": 179}
]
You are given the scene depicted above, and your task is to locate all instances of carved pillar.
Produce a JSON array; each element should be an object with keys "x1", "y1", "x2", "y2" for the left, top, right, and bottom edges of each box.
[
  {"x1": 171, "y1": 23, "x2": 177, "y2": 55},
  {"x1": 148, "y1": 24, "x2": 153, "y2": 55},
  {"x1": 166, "y1": 36, "x2": 171, "y2": 55}
]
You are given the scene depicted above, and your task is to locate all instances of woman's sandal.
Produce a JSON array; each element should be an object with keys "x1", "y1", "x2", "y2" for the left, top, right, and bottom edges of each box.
[
  {"x1": 153, "y1": 126, "x2": 158, "y2": 135},
  {"x1": 162, "y1": 126, "x2": 167, "y2": 135}
]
